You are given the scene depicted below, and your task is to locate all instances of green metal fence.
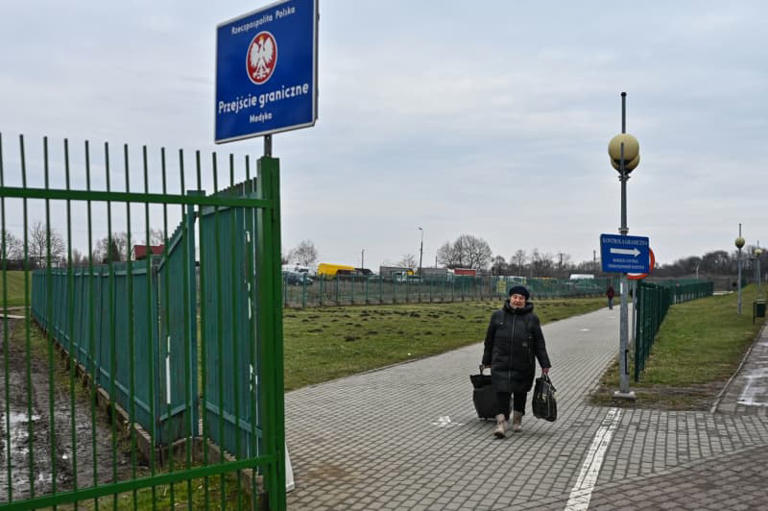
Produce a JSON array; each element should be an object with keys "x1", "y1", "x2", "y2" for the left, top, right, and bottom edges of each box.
[
  {"x1": 634, "y1": 279, "x2": 714, "y2": 381},
  {"x1": 282, "y1": 275, "x2": 615, "y2": 307},
  {"x1": 199, "y1": 179, "x2": 261, "y2": 463},
  {"x1": 0, "y1": 133, "x2": 285, "y2": 510}
]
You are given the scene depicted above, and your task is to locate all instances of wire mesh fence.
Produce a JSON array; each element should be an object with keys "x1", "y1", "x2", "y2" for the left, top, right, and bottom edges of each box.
[
  {"x1": 281, "y1": 275, "x2": 615, "y2": 307},
  {"x1": 633, "y1": 279, "x2": 714, "y2": 381}
]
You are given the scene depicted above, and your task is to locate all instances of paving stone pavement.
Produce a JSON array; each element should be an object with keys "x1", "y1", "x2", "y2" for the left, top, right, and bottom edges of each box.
[{"x1": 285, "y1": 306, "x2": 768, "y2": 510}]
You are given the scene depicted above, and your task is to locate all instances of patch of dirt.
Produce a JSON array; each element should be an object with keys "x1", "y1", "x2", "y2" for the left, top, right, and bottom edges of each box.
[
  {"x1": 0, "y1": 318, "x2": 133, "y2": 503},
  {"x1": 588, "y1": 380, "x2": 727, "y2": 411}
]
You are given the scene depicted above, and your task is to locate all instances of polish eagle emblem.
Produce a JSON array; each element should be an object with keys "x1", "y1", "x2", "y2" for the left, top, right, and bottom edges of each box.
[{"x1": 247, "y1": 31, "x2": 277, "y2": 85}]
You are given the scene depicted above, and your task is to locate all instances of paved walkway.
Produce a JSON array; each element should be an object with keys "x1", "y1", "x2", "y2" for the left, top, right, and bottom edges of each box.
[{"x1": 285, "y1": 307, "x2": 768, "y2": 510}]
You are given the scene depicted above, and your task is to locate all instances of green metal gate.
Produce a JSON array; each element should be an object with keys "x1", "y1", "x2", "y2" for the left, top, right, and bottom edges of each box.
[
  {"x1": 0, "y1": 134, "x2": 285, "y2": 510},
  {"x1": 199, "y1": 179, "x2": 261, "y2": 461}
]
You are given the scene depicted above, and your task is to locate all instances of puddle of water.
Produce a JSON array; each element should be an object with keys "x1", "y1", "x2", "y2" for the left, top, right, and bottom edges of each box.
[{"x1": 1, "y1": 411, "x2": 43, "y2": 498}]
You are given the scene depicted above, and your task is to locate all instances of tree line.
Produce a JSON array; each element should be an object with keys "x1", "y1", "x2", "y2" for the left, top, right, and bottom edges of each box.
[
  {"x1": 1, "y1": 225, "x2": 165, "y2": 268},
  {"x1": 5, "y1": 224, "x2": 764, "y2": 280}
]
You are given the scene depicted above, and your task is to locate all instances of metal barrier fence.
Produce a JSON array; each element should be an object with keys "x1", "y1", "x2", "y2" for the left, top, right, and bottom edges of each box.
[
  {"x1": 0, "y1": 133, "x2": 285, "y2": 510},
  {"x1": 634, "y1": 279, "x2": 714, "y2": 381},
  {"x1": 282, "y1": 275, "x2": 615, "y2": 307},
  {"x1": 199, "y1": 180, "x2": 261, "y2": 462},
  {"x1": 31, "y1": 217, "x2": 198, "y2": 447}
]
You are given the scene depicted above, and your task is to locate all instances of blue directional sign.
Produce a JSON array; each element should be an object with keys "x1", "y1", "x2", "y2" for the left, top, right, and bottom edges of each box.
[
  {"x1": 600, "y1": 234, "x2": 650, "y2": 273},
  {"x1": 215, "y1": 0, "x2": 318, "y2": 143}
]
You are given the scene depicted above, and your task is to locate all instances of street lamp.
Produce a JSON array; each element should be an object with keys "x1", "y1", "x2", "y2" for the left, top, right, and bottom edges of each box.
[
  {"x1": 754, "y1": 245, "x2": 762, "y2": 289},
  {"x1": 418, "y1": 227, "x2": 424, "y2": 275},
  {"x1": 607, "y1": 91, "x2": 640, "y2": 400},
  {"x1": 736, "y1": 227, "x2": 745, "y2": 314},
  {"x1": 361, "y1": 248, "x2": 365, "y2": 270}
]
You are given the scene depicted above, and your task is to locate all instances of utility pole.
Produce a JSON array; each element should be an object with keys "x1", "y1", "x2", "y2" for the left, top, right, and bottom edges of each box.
[
  {"x1": 418, "y1": 227, "x2": 424, "y2": 275},
  {"x1": 736, "y1": 226, "x2": 744, "y2": 314}
]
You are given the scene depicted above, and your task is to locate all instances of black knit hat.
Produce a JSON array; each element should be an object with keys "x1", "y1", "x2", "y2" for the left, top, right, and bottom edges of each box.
[{"x1": 508, "y1": 285, "x2": 530, "y2": 299}]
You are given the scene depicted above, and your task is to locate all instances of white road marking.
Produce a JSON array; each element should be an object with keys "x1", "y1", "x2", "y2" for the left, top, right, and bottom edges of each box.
[
  {"x1": 431, "y1": 415, "x2": 462, "y2": 428},
  {"x1": 738, "y1": 368, "x2": 768, "y2": 406},
  {"x1": 579, "y1": 328, "x2": 590, "y2": 332},
  {"x1": 564, "y1": 407, "x2": 622, "y2": 511}
]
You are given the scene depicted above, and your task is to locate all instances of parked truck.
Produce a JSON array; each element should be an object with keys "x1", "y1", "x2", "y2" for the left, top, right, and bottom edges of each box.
[
  {"x1": 379, "y1": 266, "x2": 414, "y2": 281},
  {"x1": 317, "y1": 262, "x2": 356, "y2": 278}
]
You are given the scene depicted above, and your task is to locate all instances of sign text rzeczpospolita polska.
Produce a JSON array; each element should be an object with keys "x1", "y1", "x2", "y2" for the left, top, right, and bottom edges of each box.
[{"x1": 219, "y1": 5, "x2": 301, "y2": 125}]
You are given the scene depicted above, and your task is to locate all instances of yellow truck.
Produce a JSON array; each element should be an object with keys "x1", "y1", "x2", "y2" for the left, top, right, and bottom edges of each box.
[{"x1": 316, "y1": 262, "x2": 356, "y2": 278}]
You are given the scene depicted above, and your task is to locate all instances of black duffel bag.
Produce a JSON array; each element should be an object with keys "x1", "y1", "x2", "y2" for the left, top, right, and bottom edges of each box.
[{"x1": 532, "y1": 374, "x2": 557, "y2": 422}]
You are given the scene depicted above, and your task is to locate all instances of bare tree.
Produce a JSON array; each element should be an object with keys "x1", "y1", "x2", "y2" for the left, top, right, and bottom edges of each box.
[
  {"x1": 94, "y1": 232, "x2": 129, "y2": 263},
  {"x1": 291, "y1": 240, "x2": 318, "y2": 267},
  {"x1": 529, "y1": 249, "x2": 555, "y2": 277},
  {"x1": 701, "y1": 250, "x2": 730, "y2": 273},
  {"x1": 70, "y1": 248, "x2": 88, "y2": 267},
  {"x1": 28, "y1": 221, "x2": 65, "y2": 268},
  {"x1": 398, "y1": 253, "x2": 418, "y2": 268},
  {"x1": 511, "y1": 249, "x2": 527, "y2": 275},
  {"x1": 436, "y1": 241, "x2": 460, "y2": 268},
  {"x1": 0, "y1": 229, "x2": 23, "y2": 260},
  {"x1": 491, "y1": 255, "x2": 508, "y2": 275},
  {"x1": 461, "y1": 235, "x2": 492, "y2": 269},
  {"x1": 437, "y1": 234, "x2": 492, "y2": 269},
  {"x1": 149, "y1": 228, "x2": 166, "y2": 245},
  {"x1": 555, "y1": 252, "x2": 573, "y2": 277}
]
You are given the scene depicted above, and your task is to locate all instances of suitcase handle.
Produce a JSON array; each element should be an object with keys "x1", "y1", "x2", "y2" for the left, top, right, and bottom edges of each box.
[{"x1": 478, "y1": 364, "x2": 488, "y2": 375}]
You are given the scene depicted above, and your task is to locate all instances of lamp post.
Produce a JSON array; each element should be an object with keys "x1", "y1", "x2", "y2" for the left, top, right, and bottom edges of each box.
[
  {"x1": 608, "y1": 92, "x2": 640, "y2": 400},
  {"x1": 754, "y1": 246, "x2": 762, "y2": 289},
  {"x1": 736, "y1": 226, "x2": 745, "y2": 314},
  {"x1": 418, "y1": 227, "x2": 424, "y2": 275},
  {"x1": 361, "y1": 248, "x2": 365, "y2": 270}
]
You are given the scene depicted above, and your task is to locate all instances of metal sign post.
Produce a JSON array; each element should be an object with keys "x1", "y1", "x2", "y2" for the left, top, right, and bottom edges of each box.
[
  {"x1": 606, "y1": 92, "x2": 641, "y2": 400},
  {"x1": 214, "y1": 2, "x2": 319, "y2": 507}
]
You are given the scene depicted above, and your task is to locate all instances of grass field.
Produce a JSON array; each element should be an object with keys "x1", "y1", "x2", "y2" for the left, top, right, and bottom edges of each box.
[
  {"x1": 591, "y1": 285, "x2": 767, "y2": 409},
  {"x1": 0, "y1": 270, "x2": 30, "y2": 307},
  {"x1": 283, "y1": 297, "x2": 605, "y2": 391}
]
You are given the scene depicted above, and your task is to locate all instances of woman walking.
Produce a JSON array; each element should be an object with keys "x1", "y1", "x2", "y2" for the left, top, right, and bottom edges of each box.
[{"x1": 482, "y1": 285, "x2": 551, "y2": 438}]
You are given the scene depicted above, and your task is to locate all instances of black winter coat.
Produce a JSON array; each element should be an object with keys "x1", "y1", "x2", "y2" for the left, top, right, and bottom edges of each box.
[{"x1": 482, "y1": 301, "x2": 551, "y2": 393}]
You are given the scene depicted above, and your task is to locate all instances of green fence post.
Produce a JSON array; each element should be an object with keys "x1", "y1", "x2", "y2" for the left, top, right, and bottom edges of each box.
[{"x1": 256, "y1": 156, "x2": 286, "y2": 511}]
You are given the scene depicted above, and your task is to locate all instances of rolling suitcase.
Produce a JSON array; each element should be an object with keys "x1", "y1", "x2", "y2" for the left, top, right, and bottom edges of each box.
[{"x1": 470, "y1": 365, "x2": 497, "y2": 420}]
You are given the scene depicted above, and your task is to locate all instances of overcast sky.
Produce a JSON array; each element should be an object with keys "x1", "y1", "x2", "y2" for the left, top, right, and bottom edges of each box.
[{"x1": 1, "y1": 1, "x2": 766, "y2": 270}]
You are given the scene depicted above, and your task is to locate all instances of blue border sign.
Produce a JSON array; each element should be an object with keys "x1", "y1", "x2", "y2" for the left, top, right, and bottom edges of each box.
[
  {"x1": 600, "y1": 234, "x2": 650, "y2": 273},
  {"x1": 215, "y1": 0, "x2": 318, "y2": 143}
]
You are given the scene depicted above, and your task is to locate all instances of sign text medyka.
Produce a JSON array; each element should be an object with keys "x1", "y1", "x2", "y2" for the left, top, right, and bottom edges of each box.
[{"x1": 215, "y1": 0, "x2": 318, "y2": 143}]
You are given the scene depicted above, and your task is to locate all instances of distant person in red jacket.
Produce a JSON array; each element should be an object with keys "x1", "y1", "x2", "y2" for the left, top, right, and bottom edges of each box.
[{"x1": 606, "y1": 285, "x2": 615, "y2": 310}]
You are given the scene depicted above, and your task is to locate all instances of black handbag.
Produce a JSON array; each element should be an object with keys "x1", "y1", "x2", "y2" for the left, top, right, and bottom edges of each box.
[
  {"x1": 470, "y1": 366, "x2": 496, "y2": 420},
  {"x1": 532, "y1": 374, "x2": 557, "y2": 422}
]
